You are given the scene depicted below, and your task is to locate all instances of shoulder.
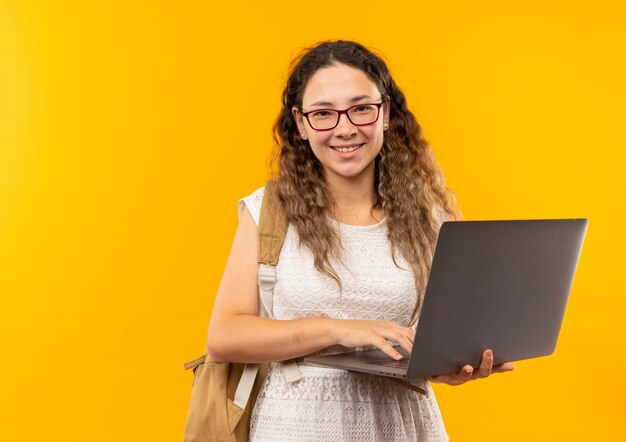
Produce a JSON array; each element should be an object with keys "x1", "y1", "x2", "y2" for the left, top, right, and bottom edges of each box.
[{"x1": 238, "y1": 186, "x2": 265, "y2": 226}]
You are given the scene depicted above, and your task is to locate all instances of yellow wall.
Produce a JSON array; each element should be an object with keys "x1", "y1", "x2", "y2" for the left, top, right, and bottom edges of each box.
[{"x1": 1, "y1": 1, "x2": 624, "y2": 440}]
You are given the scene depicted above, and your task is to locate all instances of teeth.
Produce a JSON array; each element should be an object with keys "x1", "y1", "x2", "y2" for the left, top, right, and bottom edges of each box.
[{"x1": 333, "y1": 144, "x2": 361, "y2": 153}]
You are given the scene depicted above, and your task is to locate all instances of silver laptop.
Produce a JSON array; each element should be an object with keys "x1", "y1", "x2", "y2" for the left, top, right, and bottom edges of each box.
[{"x1": 305, "y1": 219, "x2": 588, "y2": 379}]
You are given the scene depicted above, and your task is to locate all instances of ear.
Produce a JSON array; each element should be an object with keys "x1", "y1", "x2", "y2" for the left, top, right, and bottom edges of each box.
[
  {"x1": 383, "y1": 96, "x2": 391, "y2": 128},
  {"x1": 292, "y1": 106, "x2": 308, "y2": 140}
]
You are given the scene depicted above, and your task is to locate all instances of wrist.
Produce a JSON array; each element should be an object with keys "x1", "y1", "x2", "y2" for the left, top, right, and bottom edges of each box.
[{"x1": 317, "y1": 317, "x2": 339, "y2": 347}]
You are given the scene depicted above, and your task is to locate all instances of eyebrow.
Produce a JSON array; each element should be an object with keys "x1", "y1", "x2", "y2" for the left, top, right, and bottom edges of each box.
[{"x1": 307, "y1": 95, "x2": 374, "y2": 108}]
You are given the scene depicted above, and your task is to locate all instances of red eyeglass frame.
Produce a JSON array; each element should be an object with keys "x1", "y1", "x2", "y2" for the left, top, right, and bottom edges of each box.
[{"x1": 300, "y1": 102, "x2": 384, "y2": 131}]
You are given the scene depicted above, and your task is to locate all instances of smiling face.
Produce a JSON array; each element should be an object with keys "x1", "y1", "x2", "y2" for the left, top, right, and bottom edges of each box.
[{"x1": 292, "y1": 63, "x2": 389, "y2": 186}]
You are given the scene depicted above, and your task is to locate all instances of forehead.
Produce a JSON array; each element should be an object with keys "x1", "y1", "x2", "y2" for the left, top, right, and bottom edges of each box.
[{"x1": 302, "y1": 64, "x2": 379, "y2": 108}]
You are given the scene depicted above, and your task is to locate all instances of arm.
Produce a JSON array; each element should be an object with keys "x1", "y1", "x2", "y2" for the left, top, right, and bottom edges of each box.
[{"x1": 207, "y1": 205, "x2": 415, "y2": 364}]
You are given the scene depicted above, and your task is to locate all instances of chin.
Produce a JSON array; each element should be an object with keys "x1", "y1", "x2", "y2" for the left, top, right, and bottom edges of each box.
[{"x1": 332, "y1": 167, "x2": 370, "y2": 179}]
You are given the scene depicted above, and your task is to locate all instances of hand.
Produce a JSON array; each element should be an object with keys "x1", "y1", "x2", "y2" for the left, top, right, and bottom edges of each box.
[
  {"x1": 428, "y1": 349, "x2": 515, "y2": 386},
  {"x1": 333, "y1": 320, "x2": 415, "y2": 361}
]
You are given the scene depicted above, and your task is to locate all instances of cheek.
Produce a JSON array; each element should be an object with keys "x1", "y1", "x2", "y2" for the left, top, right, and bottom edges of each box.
[
  {"x1": 309, "y1": 132, "x2": 332, "y2": 149},
  {"x1": 365, "y1": 127, "x2": 385, "y2": 146}
]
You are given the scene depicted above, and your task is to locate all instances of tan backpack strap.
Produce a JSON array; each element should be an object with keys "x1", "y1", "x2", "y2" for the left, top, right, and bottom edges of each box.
[
  {"x1": 258, "y1": 264, "x2": 276, "y2": 320},
  {"x1": 258, "y1": 185, "x2": 288, "y2": 266},
  {"x1": 234, "y1": 363, "x2": 261, "y2": 408},
  {"x1": 281, "y1": 360, "x2": 302, "y2": 383},
  {"x1": 257, "y1": 262, "x2": 302, "y2": 383},
  {"x1": 183, "y1": 355, "x2": 206, "y2": 371},
  {"x1": 254, "y1": 185, "x2": 302, "y2": 384}
]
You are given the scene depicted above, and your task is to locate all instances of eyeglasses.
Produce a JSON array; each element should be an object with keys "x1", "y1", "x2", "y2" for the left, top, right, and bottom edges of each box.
[{"x1": 301, "y1": 102, "x2": 384, "y2": 131}]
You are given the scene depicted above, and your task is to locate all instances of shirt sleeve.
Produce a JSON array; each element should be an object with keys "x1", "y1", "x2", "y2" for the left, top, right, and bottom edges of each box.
[{"x1": 237, "y1": 186, "x2": 265, "y2": 226}]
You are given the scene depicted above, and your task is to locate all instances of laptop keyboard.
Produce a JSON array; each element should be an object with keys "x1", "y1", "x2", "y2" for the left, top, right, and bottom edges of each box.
[{"x1": 367, "y1": 358, "x2": 410, "y2": 369}]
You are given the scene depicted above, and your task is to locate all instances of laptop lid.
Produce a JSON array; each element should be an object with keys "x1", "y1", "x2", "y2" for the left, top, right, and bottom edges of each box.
[{"x1": 305, "y1": 219, "x2": 588, "y2": 379}]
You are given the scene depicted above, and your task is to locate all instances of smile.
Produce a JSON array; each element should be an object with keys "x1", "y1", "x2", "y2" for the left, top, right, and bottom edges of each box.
[{"x1": 330, "y1": 143, "x2": 364, "y2": 153}]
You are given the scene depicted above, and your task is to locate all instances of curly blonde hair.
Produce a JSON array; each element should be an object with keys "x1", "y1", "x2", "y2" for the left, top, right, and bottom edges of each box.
[{"x1": 268, "y1": 40, "x2": 462, "y2": 322}]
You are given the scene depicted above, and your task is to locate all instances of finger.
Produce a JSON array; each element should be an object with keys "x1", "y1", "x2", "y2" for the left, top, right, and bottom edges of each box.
[
  {"x1": 429, "y1": 374, "x2": 449, "y2": 383},
  {"x1": 476, "y1": 349, "x2": 494, "y2": 378},
  {"x1": 375, "y1": 337, "x2": 404, "y2": 360},
  {"x1": 460, "y1": 365, "x2": 473, "y2": 381},
  {"x1": 399, "y1": 335, "x2": 413, "y2": 355},
  {"x1": 382, "y1": 328, "x2": 414, "y2": 354},
  {"x1": 397, "y1": 331, "x2": 414, "y2": 354},
  {"x1": 406, "y1": 327, "x2": 415, "y2": 345},
  {"x1": 492, "y1": 362, "x2": 515, "y2": 373},
  {"x1": 430, "y1": 373, "x2": 466, "y2": 386}
]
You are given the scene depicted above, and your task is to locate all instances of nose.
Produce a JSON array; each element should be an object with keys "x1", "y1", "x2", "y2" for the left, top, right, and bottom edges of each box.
[{"x1": 333, "y1": 113, "x2": 358, "y2": 137}]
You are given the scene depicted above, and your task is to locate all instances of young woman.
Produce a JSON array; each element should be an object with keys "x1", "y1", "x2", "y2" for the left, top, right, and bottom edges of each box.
[{"x1": 208, "y1": 40, "x2": 514, "y2": 441}]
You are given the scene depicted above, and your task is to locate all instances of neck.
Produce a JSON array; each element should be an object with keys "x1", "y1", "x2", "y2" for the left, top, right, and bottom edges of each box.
[{"x1": 324, "y1": 166, "x2": 382, "y2": 225}]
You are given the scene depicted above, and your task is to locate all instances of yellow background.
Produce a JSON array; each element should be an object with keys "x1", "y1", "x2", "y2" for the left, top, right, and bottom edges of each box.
[{"x1": 1, "y1": 1, "x2": 624, "y2": 440}]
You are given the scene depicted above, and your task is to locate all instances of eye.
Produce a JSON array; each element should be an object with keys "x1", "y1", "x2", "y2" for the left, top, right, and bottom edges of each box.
[
  {"x1": 353, "y1": 104, "x2": 374, "y2": 113},
  {"x1": 310, "y1": 110, "x2": 334, "y2": 119}
]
